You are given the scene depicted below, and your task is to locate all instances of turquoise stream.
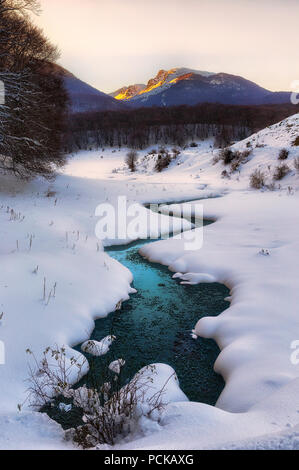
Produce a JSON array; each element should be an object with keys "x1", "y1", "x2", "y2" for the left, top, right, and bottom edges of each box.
[{"x1": 76, "y1": 215, "x2": 229, "y2": 405}]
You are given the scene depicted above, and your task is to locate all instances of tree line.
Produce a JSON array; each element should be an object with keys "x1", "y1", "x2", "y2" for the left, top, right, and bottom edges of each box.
[{"x1": 65, "y1": 102, "x2": 299, "y2": 152}]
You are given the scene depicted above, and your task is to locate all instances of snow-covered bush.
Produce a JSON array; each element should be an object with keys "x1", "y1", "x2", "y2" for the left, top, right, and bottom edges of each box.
[
  {"x1": 212, "y1": 155, "x2": 219, "y2": 165},
  {"x1": 154, "y1": 152, "x2": 172, "y2": 172},
  {"x1": 273, "y1": 163, "x2": 290, "y2": 181},
  {"x1": 220, "y1": 148, "x2": 235, "y2": 165},
  {"x1": 294, "y1": 157, "x2": 299, "y2": 172},
  {"x1": 250, "y1": 169, "x2": 265, "y2": 189},
  {"x1": 221, "y1": 169, "x2": 230, "y2": 178},
  {"x1": 220, "y1": 148, "x2": 251, "y2": 167},
  {"x1": 278, "y1": 148, "x2": 289, "y2": 160},
  {"x1": 172, "y1": 148, "x2": 181, "y2": 157},
  {"x1": 25, "y1": 346, "x2": 169, "y2": 448},
  {"x1": 230, "y1": 150, "x2": 251, "y2": 172}
]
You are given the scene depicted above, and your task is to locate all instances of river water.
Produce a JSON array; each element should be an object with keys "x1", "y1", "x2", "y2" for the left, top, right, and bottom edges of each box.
[{"x1": 77, "y1": 213, "x2": 229, "y2": 404}]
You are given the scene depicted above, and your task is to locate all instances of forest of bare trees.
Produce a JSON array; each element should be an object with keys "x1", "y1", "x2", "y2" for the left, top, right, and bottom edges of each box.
[
  {"x1": 65, "y1": 102, "x2": 299, "y2": 152},
  {"x1": 0, "y1": 0, "x2": 68, "y2": 178}
]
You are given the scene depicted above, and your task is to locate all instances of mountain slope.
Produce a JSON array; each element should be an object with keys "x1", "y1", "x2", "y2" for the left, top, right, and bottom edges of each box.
[
  {"x1": 111, "y1": 67, "x2": 291, "y2": 108},
  {"x1": 110, "y1": 84, "x2": 146, "y2": 100},
  {"x1": 44, "y1": 63, "x2": 126, "y2": 113}
]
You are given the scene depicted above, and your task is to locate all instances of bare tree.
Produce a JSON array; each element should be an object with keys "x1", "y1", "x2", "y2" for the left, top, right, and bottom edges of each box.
[
  {"x1": 0, "y1": 0, "x2": 68, "y2": 178},
  {"x1": 126, "y1": 150, "x2": 138, "y2": 172},
  {"x1": 0, "y1": 0, "x2": 40, "y2": 14}
]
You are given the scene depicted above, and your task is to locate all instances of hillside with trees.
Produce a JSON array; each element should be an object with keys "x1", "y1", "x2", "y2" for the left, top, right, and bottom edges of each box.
[{"x1": 0, "y1": 0, "x2": 68, "y2": 178}]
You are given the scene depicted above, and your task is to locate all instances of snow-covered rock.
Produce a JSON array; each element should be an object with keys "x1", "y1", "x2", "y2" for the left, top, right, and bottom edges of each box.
[
  {"x1": 81, "y1": 335, "x2": 116, "y2": 356},
  {"x1": 109, "y1": 359, "x2": 126, "y2": 374},
  {"x1": 58, "y1": 403, "x2": 72, "y2": 413}
]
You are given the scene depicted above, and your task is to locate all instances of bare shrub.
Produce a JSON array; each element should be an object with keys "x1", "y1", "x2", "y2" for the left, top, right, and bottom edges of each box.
[
  {"x1": 154, "y1": 152, "x2": 172, "y2": 172},
  {"x1": 293, "y1": 136, "x2": 299, "y2": 146},
  {"x1": 273, "y1": 163, "x2": 290, "y2": 181},
  {"x1": 221, "y1": 169, "x2": 230, "y2": 178},
  {"x1": 45, "y1": 189, "x2": 56, "y2": 198},
  {"x1": 220, "y1": 147, "x2": 251, "y2": 167},
  {"x1": 126, "y1": 150, "x2": 138, "y2": 172},
  {"x1": 266, "y1": 182, "x2": 276, "y2": 191},
  {"x1": 172, "y1": 148, "x2": 181, "y2": 158},
  {"x1": 230, "y1": 150, "x2": 251, "y2": 172},
  {"x1": 278, "y1": 148, "x2": 289, "y2": 160},
  {"x1": 294, "y1": 157, "x2": 299, "y2": 172},
  {"x1": 212, "y1": 153, "x2": 221, "y2": 165},
  {"x1": 230, "y1": 160, "x2": 241, "y2": 172},
  {"x1": 25, "y1": 346, "x2": 170, "y2": 448},
  {"x1": 220, "y1": 148, "x2": 234, "y2": 165},
  {"x1": 250, "y1": 169, "x2": 265, "y2": 189},
  {"x1": 242, "y1": 149, "x2": 251, "y2": 158}
]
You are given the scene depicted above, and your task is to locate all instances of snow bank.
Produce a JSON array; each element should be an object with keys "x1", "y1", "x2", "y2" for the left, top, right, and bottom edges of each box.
[
  {"x1": 134, "y1": 189, "x2": 299, "y2": 448},
  {"x1": 0, "y1": 412, "x2": 72, "y2": 450}
]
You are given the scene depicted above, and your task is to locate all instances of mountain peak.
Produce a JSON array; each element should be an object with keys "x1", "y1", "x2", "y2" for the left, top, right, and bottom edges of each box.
[
  {"x1": 110, "y1": 67, "x2": 291, "y2": 108},
  {"x1": 110, "y1": 67, "x2": 217, "y2": 101}
]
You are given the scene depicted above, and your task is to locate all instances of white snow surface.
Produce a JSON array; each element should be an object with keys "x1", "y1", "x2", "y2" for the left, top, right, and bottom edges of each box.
[{"x1": 1, "y1": 112, "x2": 299, "y2": 449}]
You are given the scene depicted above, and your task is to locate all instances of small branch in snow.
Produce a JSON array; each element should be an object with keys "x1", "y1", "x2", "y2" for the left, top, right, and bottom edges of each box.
[{"x1": 32, "y1": 265, "x2": 39, "y2": 275}]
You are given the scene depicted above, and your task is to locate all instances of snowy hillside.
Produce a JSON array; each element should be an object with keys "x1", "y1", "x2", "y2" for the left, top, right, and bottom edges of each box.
[
  {"x1": 119, "y1": 113, "x2": 299, "y2": 192},
  {"x1": 227, "y1": 112, "x2": 299, "y2": 187}
]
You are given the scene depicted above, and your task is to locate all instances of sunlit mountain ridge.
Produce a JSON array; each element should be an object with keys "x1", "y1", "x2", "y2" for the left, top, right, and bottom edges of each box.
[{"x1": 110, "y1": 67, "x2": 291, "y2": 107}]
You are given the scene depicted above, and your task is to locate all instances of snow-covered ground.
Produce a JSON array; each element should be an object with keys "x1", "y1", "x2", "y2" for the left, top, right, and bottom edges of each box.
[
  {"x1": 0, "y1": 113, "x2": 299, "y2": 449},
  {"x1": 0, "y1": 153, "x2": 198, "y2": 448}
]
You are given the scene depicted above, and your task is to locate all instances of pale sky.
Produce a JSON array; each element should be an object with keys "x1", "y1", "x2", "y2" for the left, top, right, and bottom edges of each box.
[{"x1": 35, "y1": 0, "x2": 299, "y2": 94}]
